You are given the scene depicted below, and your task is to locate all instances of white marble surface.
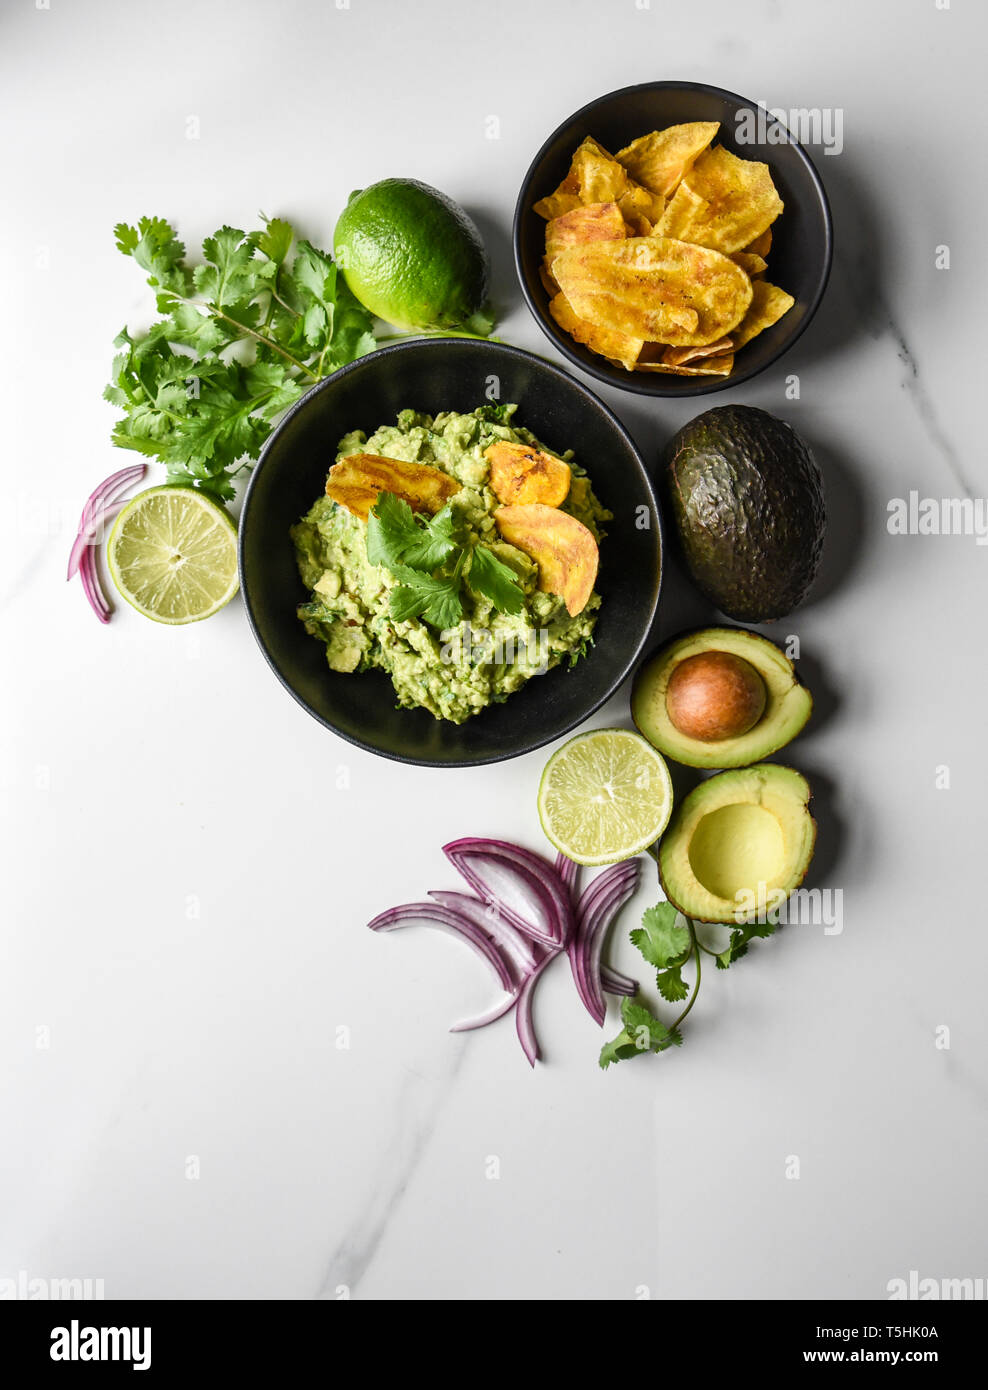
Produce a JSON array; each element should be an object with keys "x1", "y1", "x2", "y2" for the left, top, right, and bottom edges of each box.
[{"x1": 3, "y1": 0, "x2": 987, "y2": 1301}]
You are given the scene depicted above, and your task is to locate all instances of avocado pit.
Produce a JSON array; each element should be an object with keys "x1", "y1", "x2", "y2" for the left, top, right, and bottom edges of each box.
[{"x1": 665, "y1": 650, "x2": 767, "y2": 743}]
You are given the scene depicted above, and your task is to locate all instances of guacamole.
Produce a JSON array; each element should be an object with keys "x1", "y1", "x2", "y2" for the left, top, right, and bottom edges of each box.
[{"x1": 291, "y1": 405, "x2": 610, "y2": 723}]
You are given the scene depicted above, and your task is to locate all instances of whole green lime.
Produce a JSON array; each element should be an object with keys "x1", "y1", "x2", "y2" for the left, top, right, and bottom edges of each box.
[{"x1": 334, "y1": 179, "x2": 492, "y2": 334}]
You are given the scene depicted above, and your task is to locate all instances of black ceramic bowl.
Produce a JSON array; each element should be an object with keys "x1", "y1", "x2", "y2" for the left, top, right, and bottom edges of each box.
[
  {"x1": 239, "y1": 339, "x2": 662, "y2": 767},
  {"x1": 514, "y1": 81, "x2": 833, "y2": 398}
]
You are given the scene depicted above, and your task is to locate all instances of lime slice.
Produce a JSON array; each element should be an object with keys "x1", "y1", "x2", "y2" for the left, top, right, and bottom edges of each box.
[
  {"x1": 538, "y1": 728, "x2": 674, "y2": 867},
  {"x1": 107, "y1": 486, "x2": 239, "y2": 624}
]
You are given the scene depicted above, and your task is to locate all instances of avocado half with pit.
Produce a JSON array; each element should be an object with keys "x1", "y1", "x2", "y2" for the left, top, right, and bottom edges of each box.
[
  {"x1": 659, "y1": 764, "x2": 816, "y2": 924},
  {"x1": 632, "y1": 627, "x2": 812, "y2": 769}
]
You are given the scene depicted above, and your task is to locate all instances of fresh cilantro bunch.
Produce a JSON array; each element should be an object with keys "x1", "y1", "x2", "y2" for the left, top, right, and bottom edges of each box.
[
  {"x1": 599, "y1": 899, "x2": 779, "y2": 1068},
  {"x1": 366, "y1": 492, "x2": 525, "y2": 630},
  {"x1": 105, "y1": 216, "x2": 376, "y2": 502}
]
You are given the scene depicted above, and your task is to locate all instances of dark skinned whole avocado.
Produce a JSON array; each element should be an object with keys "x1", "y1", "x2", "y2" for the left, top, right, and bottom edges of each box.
[{"x1": 661, "y1": 405, "x2": 826, "y2": 622}]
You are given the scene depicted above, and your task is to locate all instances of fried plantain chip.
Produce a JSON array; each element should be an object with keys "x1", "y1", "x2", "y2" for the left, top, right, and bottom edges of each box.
[
  {"x1": 533, "y1": 138, "x2": 621, "y2": 218},
  {"x1": 326, "y1": 453, "x2": 460, "y2": 522},
  {"x1": 636, "y1": 353, "x2": 735, "y2": 376},
  {"x1": 534, "y1": 136, "x2": 664, "y2": 226},
  {"x1": 485, "y1": 441, "x2": 572, "y2": 507},
  {"x1": 659, "y1": 336, "x2": 734, "y2": 366},
  {"x1": 656, "y1": 145, "x2": 783, "y2": 254},
  {"x1": 731, "y1": 250, "x2": 768, "y2": 277},
  {"x1": 730, "y1": 280, "x2": 796, "y2": 348},
  {"x1": 616, "y1": 122, "x2": 720, "y2": 198},
  {"x1": 744, "y1": 227, "x2": 773, "y2": 258},
  {"x1": 624, "y1": 212, "x2": 655, "y2": 236},
  {"x1": 552, "y1": 236, "x2": 752, "y2": 347},
  {"x1": 494, "y1": 503, "x2": 599, "y2": 617},
  {"x1": 545, "y1": 201, "x2": 628, "y2": 274},
  {"x1": 655, "y1": 182, "x2": 711, "y2": 243},
  {"x1": 539, "y1": 262, "x2": 560, "y2": 296},
  {"x1": 549, "y1": 291, "x2": 644, "y2": 370},
  {"x1": 570, "y1": 137, "x2": 626, "y2": 202},
  {"x1": 617, "y1": 188, "x2": 662, "y2": 231}
]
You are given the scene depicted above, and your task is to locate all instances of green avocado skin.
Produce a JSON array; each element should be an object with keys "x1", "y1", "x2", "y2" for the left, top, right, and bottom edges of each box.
[{"x1": 661, "y1": 405, "x2": 826, "y2": 622}]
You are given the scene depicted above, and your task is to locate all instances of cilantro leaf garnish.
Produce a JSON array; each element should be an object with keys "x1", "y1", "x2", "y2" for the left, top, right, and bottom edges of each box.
[
  {"x1": 247, "y1": 216, "x2": 294, "y2": 266},
  {"x1": 655, "y1": 964, "x2": 689, "y2": 1002},
  {"x1": 106, "y1": 216, "x2": 376, "y2": 503},
  {"x1": 467, "y1": 544, "x2": 525, "y2": 615},
  {"x1": 600, "y1": 906, "x2": 700, "y2": 1070},
  {"x1": 194, "y1": 226, "x2": 263, "y2": 309},
  {"x1": 601, "y1": 890, "x2": 785, "y2": 1069},
  {"x1": 367, "y1": 493, "x2": 525, "y2": 631},
  {"x1": 367, "y1": 493, "x2": 458, "y2": 572},
  {"x1": 599, "y1": 998, "x2": 683, "y2": 1068},
  {"x1": 631, "y1": 902, "x2": 691, "y2": 970},
  {"x1": 714, "y1": 917, "x2": 778, "y2": 969},
  {"x1": 388, "y1": 564, "x2": 464, "y2": 631}
]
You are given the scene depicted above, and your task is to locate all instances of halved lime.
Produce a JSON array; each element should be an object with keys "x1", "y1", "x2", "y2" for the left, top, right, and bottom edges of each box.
[
  {"x1": 107, "y1": 486, "x2": 239, "y2": 624},
  {"x1": 538, "y1": 728, "x2": 674, "y2": 867}
]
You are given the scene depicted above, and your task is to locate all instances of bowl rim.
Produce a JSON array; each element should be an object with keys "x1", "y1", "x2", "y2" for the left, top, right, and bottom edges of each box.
[
  {"x1": 238, "y1": 336, "x2": 663, "y2": 768},
  {"x1": 512, "y1": 78, "x2": 834, "y2": 399}
]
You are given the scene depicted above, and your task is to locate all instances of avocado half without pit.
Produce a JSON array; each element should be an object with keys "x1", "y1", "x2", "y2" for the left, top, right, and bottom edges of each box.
[
  {"x1": 658, "y1": 764, "x2": 816, "y2": 924},
  {"x1": 632, "y1": 627, "x2": 812, "y2": 769}
]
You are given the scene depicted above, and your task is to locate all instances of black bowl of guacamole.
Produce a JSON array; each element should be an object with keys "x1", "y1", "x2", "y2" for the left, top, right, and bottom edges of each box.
[{"x1": 239, "y1": 338, "x2": 662, "y2": 766}]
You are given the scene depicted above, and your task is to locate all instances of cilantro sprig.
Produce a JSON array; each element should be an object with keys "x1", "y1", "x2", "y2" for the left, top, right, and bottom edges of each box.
[
  {"x1": 366, "y1": 492, "x2": 525, "y2": 630},
  {"x1": 599, "y1": 899, "x2": 780, "y2": 1069},
  {"x1": 105, "y1": 216, "x2": 376, "y2": 502},
  {"x1": 468, "y1": 543, "x2": 526, "y2": 615},
  {"x1": 367, "y1": 492, "x2": 458, "y2": 572}
]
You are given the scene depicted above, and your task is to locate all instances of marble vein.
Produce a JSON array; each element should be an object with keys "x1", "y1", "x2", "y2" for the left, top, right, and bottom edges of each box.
[
  {"x1": 884, "y1": 312, "x2": 974, "y2": 499},
  {"x1": 314, "y1": 1034, "x2": 470, "y2": 1299},
  {"x1": 834, "y1": 238, "x2": 973, "y2": 498}
]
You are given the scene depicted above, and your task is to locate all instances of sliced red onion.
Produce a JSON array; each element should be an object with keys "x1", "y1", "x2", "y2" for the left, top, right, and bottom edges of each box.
[
  {"x1": 368, "y1": 902, "x2": 513, "y2": 992},
  {"x1": 372, "y1": 842, "x2": 643, "y2": 1065},
  {"x1": 568, "y1": 860, "x2": 641, "y2": 1025},
  {"x1": 443, "y1": 838, "x2": 573, "y2": 946},
  {"x1": 67, "y1": 464, "x2": 146, "y2": 579},
  {"x1": 67, "y1": 499, "x2": 124, "y2": 581},
  {"x1": 449, "y1": 990, "x2": 520, "y2": 1034},
  {"x1": 584, "y1": 873, "x2": 640, "y2": 1021},
  {"x1": 576, "y1": 859, "x2": 639, "y2": 923},
  {"x1": 600, "y1": 966, "x2": 637, "y2": 997},
  {"x1": 515, "y1": 951, "x2": 559, "y2": 1068},
  {"x1": 553, "y1": 849, "x2": 582, "y2": 904},
  {"x1": 79, "y1": 546, "x2": 111, "y2": 625},
  {"x1": 428, "y1": 890, "x2": 540, "y2": 978}
]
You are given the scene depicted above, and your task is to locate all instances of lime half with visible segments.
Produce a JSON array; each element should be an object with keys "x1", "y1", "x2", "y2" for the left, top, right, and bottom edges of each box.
[
  {"x1": 334, "y1": 178, "x2": 492, "y2": 334},
  {"x1": 538, "y1": 728, "x2": 674, "y2": 867},
  {"x1": 107, "y1": 486, "x2": 239, "y2": 624}
]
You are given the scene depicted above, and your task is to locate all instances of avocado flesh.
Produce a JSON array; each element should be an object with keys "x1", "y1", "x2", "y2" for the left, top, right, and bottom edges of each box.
[
  {"x1": 658, "y1": 764, "x2": 816, "y2": 924},
  {"x1": 662, "y1": 405, "x2": 826, "y2": 622},
  {"x1": 632, "y1": 627, "x2": 812, "y2": 769}
]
